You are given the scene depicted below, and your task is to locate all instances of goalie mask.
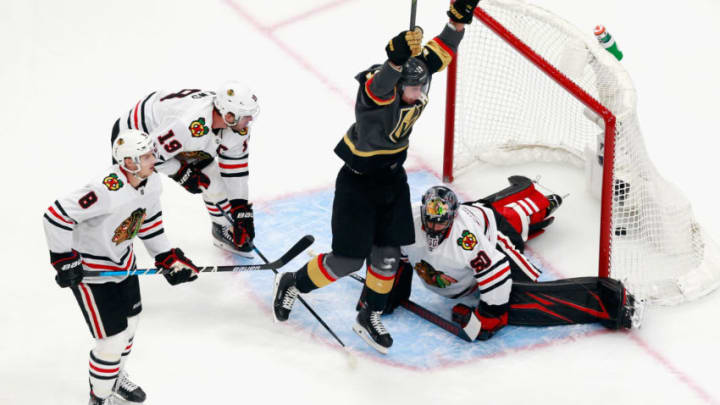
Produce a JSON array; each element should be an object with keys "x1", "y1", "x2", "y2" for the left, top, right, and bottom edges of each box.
[
  {"x1": 421, "y1": 186, "x2": 459, "y2": 250},
  {"x1": 214, "y1": 80, "x2": 260, "y2": 127},
  {"x1": 112, "y1": 129, "x2": 157, "y2": 178},
  {"x1": 400, "y1": 57, "x2": 431, "y2": 98}
]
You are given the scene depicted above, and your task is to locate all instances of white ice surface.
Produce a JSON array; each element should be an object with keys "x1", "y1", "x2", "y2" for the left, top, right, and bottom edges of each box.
[{"x1": 2, "y1": 0, "x2": 720, "y2": 404}]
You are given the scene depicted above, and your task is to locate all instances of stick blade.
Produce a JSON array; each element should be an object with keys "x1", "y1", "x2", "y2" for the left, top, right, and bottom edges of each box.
[{"x1": 275, "y1": 234, "x2": 315, "y2": 268}]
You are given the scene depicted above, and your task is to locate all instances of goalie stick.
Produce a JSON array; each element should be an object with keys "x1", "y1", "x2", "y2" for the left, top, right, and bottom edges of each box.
[
  {"x1": 82, "y1": 235, "x2": 314, "y2": 277},
  {"x1": 348, "y1": 274, "x2": 473, "y2": 342},
  {"x1": 410, "y1": 0, "x2": 417, "y2": 30}
]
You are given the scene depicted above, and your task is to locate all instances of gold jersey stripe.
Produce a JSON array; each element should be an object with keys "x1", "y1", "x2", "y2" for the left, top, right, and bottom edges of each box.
[
  {"x1": 366, "y1": 267, "x2": 396, "y2": 294},
  {"x1": 426, "y1": 38, "x2": 454, "y2": 72},
  {"x1": 307, "y1": 255, "x2": 336, "y2": 288},
  {"x1": 342, "y1": 133, "x2": 409, "y2": 157},
  {"x1": 364, "y1": 75, "x2": 396, "y2": 106}
]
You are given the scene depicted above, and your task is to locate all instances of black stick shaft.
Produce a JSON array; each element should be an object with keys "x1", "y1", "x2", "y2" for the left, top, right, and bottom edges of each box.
[{"x1": 410, "y1": 0, "x2": 417, "y2": 29}]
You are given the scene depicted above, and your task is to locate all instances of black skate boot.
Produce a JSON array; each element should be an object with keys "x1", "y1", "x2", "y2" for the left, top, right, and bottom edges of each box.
[
  {"x1": 352, "y1": 306, "x2": 393, "y2": 354},
  {"x1": 546, "y1": 194, "x2": 563, "y2": 216},
  {"x1": 272, "y1": 272, "x2": 300, "y2": 322},
  {"x1": 211, "y1": 223, "x2": 253, "y2": 257},
  {"x1": 112, "y1": 370, "x2": 146, "y2": 403}
]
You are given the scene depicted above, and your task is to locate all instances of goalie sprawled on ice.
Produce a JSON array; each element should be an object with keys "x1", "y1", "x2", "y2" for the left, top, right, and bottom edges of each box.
[{"x1": 358, "y1": 176, "x2": 638, "y2": 341}]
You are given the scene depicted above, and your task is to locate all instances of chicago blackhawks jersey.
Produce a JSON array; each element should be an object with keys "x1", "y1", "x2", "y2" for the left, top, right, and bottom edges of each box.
[
  {"x1": 43, "y1": 167, "x2": 172, "y2": 284},
  {"x1": 117, "y1": 88, "x2": 250, "y2": 201},
  {"x1": 403, "y1": 203, "x2": 541, "y2": 307}
]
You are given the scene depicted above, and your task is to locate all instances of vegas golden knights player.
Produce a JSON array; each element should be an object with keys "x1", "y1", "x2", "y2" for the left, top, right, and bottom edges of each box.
[{"x1": 271, "y1": 0, "x2": 481, "y2": 354}]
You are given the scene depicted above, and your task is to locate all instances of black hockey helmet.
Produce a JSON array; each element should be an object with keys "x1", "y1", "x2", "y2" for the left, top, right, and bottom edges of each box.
[
  {"x1": 421, "y1": 185, "x2": 459, "y2": 249},
  {"x1": 400, "y1": 58, "x2": 431, "y2": 95}
]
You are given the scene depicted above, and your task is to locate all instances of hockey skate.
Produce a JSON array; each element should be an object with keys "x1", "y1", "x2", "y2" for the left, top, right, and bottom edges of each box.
[
  {"x1": 112, "y1": 370, "x2": 146, "y2": 403},
  {"x1": 352, "y1": 306, "x2": 393, "y2": 354},
  {"x1": 546, "y1": 194, "x2": 563, "y2": 216},
  {"x1": 272, "y1": 272, "x2": 300, "y2": 322},
  {"x1": 211, "y1": 223, "x2": 253, "y2": 258}
]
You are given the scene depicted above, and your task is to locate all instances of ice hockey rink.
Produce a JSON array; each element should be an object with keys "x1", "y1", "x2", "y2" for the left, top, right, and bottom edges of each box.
[{"x1": 3, "y1": 0, "x2": 720, "y2": 404}]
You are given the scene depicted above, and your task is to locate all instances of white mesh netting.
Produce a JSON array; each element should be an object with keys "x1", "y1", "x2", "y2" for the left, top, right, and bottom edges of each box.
[{"x1": 450, "y1": 0, "x2": 720, "y2": 304}]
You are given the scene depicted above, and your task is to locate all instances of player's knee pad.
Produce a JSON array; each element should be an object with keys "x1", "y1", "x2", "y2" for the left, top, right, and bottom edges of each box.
[
  {"x1": 93, "y1": 329, "x2": 129, "y2": 361},
  {"x1": 323, "y1": 253, "x2": 365, "y2": 278},
  {"x1": 369, "y1": 245, "x2": 401, "y2": 274}
]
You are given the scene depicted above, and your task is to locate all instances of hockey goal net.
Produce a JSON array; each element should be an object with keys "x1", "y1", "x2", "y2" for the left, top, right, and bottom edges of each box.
[{"x1": 444, "y1": 0, "x2": 720, "y2": 304}]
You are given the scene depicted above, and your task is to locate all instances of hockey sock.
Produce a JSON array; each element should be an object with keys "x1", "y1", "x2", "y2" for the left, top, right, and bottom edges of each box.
[
  {"x1": 118, "y1": 315, "x2": 138, "y2": 370},
  {"x1": 364, "y1": 263, "x2": 397, "y2": 311},
  {"x1": 89, "y1": 329, "x2": 130, "y2": 397},
  {"x1": 295, "y1": 255, "x2": 337, "y2": 293}
]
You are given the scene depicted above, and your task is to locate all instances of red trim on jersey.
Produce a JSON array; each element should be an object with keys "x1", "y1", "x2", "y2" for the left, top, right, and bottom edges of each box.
[
  {"x1": 477, "y1": 265, "x2": 510, "y2": 286},
  {"x1": 430, "y1": 37, "x2": 455, "y2": 58},
  {"x1": 316, "y1": 254, "x2": 336, "y2": 282},
  {"x1": 89, "y1": 362, "x2": 119, "y2": 374},
  {"x1": 133, "y1": 100, "x2": 141, "y2": 129},
  {"x1": 364, "y1": 76, "x2": 396, "y2": 105},
  {"x1": 139, "y1": 220, "x2": 162, "y2": 233},
  {"x1": 218, "y1": 162, "x2": 248, "y2": 169},
  {"x1": 79, "y1": 283, "x2": 104, "y2": 339},
  {"x1": 498, "y1": 235, "x2": 539, "y2": 279},
  {"x1": 48, "y1": 206, "x2": 74, "y2": 224},
  {"x1": 367, "y1": 265, "x2": 396, "y2": 281},
  {"x1": 82, "y1": 252, "x2": 134, "y2": 271}
]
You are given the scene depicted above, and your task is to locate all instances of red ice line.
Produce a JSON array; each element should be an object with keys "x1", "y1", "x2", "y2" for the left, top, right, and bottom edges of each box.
[{"x1": 222, "y1": 2, "x2": 718, "y2": 402}]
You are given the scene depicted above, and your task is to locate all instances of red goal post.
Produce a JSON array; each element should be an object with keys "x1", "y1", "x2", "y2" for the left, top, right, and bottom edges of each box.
[{"x1": 442, "y1": 0, "x2": 720, "y2": 305}]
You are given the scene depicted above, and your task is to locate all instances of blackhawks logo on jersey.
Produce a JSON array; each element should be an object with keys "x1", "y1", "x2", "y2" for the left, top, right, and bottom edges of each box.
[
  {"x1": 112, "y1": 208, "x2": 146, "y2": 245},
  {"x1": 189, "y1": 117, "x2": 210, "y2": 137},
  {"x1": 414, "y1": 260, "x2": 458, "y2": 288},
  {"x1": 457, "y1": 230, "x2": 478, "y2": 251},
  {"x1": 103, "y1": 173, "x2": 124, "y2": 191}
]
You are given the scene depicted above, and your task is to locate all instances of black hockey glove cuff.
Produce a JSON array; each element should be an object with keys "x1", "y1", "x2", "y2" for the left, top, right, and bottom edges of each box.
[
  {"x1": 170, "y1": 161, "x2": 210, "y2": 194},
  {"x1": 229, "y1": 199, "x2": 255, "y2": 247},
  {"x1": 385, "y1": 28, "x2": 423, "y2": 66},
  {"x1": 447, "y1": 0, "x2": 480, "y2": 24},
  {"x1": 50, "y1": 250, "x2": 84, "y2": 288},
  {"x1": 155, "y1": 248, "x2": 199, "y2": 286}
]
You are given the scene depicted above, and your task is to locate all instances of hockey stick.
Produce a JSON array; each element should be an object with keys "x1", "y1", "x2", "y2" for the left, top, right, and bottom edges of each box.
[
  {"x1": 82, "y1": 235, "x2": 314, "y2": 277},
  {"x1": 410, "y1": 0, "x2": 417, "y2": 29},
  {"x1": 348, "y1": 274, "x2": 473, "y2": 342},
  {"x1": 216, "y1": 203, "x2": 348, "y2": 348}
]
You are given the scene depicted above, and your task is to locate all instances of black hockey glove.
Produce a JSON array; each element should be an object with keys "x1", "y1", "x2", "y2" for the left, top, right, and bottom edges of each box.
[
  {"x1": 385, "y1": 27, "x2": 423, "y2": 66},
  {"x1": 155, "y1": 248, "x2": 199, "y2": 286},
  {"x1": 170, "y1": 161, "x2": 210, "y2": 194},
  {"x1": 229, "y1": 199, "x2": 255, "y2": 248},
  {"x1": 447, "y1": 0, "x2": 481, "y2": 24},
  {"x1": 50, "y1": 250, "x2": 84, "y2": 288}
]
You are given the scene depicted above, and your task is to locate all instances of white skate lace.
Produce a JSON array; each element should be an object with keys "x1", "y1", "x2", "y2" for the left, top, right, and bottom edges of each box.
[
  {"x1": 282, "y1": 286, "x2": 299, "y2": 309},
  {"x1": 369, "y1": 311, "x2": 388, "y2": 335},
  {"x1": 116, "y1": 371, "x2": 139, "y2": 392}
]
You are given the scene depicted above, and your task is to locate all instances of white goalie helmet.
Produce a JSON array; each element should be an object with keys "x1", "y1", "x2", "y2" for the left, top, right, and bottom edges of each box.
[
  {"x1": 213, "y1": 80, "x2": 260, "y2": 126},
  {"x1": 112, "y1": 129, "x2": 157, "y2": 176}
]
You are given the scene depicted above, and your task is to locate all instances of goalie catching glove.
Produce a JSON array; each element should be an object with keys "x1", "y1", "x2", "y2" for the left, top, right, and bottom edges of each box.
[
  {"x1": 50, "y1": 250, "x2": 84, "y2": 288},
  {"x1": 229, "y1": 199, "x2": 255, "y2": 248},
  {"x1": 447, "y1": 0, "x2": 481, "y2": 24},
  {"x1": 155, "y1": 248, "x2": 199, "y2": 285},
  {"x1": 170, "y1": 161, "x2": 210, "y2": 194},
  {"x1": 452, "y1": 302, "x2": 508, "y2": 341},
  {"x1": 385, "y1": 27, "x2": 423, "y2": 67}
]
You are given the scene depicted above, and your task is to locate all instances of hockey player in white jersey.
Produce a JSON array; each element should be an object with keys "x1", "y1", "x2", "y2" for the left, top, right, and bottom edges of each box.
[
  {"x1": 368, "y1": 178, "x2": 636, "y2": 341},
  {"x1": 44, "y1": 130, "x2": 201, "y2": 405},
  {"x1": 111, "y1": 81, "x2": 260, "y2": 257}
]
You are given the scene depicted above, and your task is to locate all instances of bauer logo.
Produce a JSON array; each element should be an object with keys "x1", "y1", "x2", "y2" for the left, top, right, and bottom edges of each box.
[
  {"x1": 103, "y1": 173, "x2": 124, "y2": 191},
  {"x1": 189, "y1": 117, "x2": 210, "y2": 137},
  {"x1": 457, "y1": 230, "x2": 477, "y2": 251}
]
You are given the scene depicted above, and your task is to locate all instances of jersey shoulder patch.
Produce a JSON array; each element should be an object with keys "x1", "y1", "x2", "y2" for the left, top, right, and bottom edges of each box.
[
  {"x1": 188, "y1": 117, "x2": 211, "y2": 137},
  {"x1": 455, "y1": 230, "x2": 478, "y2": 251},
  {"x1": 102, "y1": 172, "x2": 125, "y2": 191}
]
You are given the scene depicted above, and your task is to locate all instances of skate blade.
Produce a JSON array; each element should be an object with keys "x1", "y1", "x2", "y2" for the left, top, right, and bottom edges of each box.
[
  {"x1": 352, "y1": 323, "x2": 389, "y2": 355},
  {"x1": 271, "y1": 273, "x2": 283, "y2": 324},
  {"x1": 212, "y1": 239, "x2": 254, "y2": 258}
]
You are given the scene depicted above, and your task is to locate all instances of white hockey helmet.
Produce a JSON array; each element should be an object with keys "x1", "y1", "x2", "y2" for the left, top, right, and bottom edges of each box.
[
  {"x1": 112, "y1": 129, "x2": 157, "y2": 176},
  {"x1": 213, "y1": 80, "x2": 260, "y2": 127}
]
